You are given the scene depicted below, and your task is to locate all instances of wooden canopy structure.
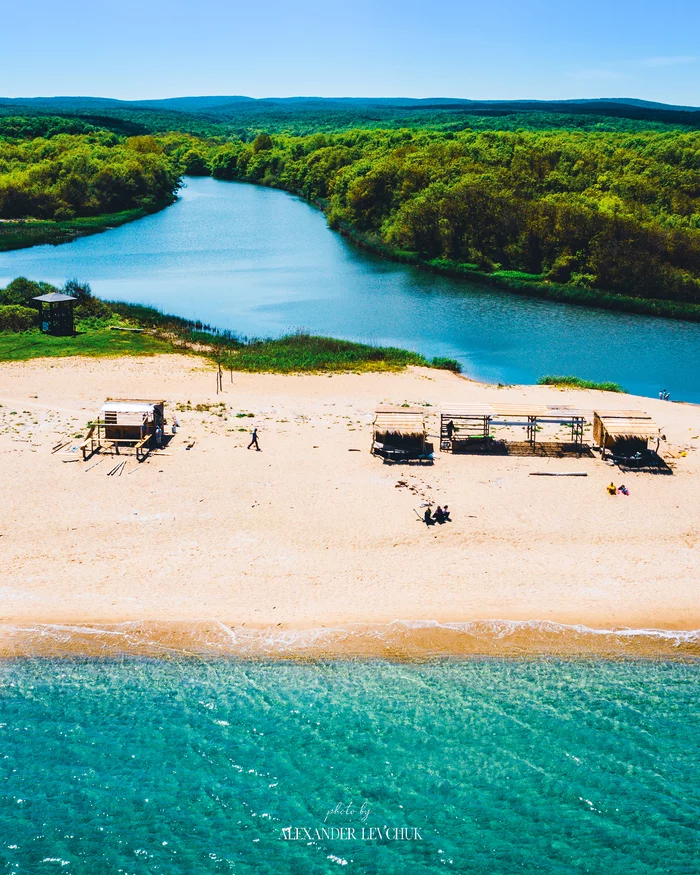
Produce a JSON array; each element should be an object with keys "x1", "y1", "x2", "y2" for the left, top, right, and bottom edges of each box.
[
  {"x1": 81, "y1": 399, "x2": 166, "y2": 460},
  {"x1": 372, "y1": 406, "x2": 431, "y2": 462},
  {"x1": 440, "y1": 404, "x2": 587, "y2": 453},
  {"x1": 33, "y1": 291, "x2": 76, "y2": 336},
  {"x1": 593, "y1": 410, "x2": 660, "y2": 458}
]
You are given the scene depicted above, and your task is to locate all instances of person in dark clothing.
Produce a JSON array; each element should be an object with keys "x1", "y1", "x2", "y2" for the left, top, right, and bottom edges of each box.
[
  {"x1": 423, "y1": 507, "x2": 434, "y2": 526},
  {"x1": 433, "y1": 506, "x2": 445, "y2": 524},
  {"x1": 442, "y1": 505, "x2": 451, "y2": 522},
  {"x1": 247, "y1": 428, "x2": 260, "y2": 451}
]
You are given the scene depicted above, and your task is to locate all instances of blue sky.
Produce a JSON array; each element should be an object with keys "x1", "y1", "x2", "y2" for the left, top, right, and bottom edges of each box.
[{"x1": 3, "y1": 0, "x2": 699, "y2": 104}]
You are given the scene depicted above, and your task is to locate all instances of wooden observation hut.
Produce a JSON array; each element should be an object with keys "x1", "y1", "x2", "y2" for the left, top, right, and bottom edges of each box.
[
  {"x1": 371, "y1": 406, "x2": 432, "y2": 462},
  {"x1": 81, "y1": 399, "x2": 166, "y2": 460},
  {"x1": 33, "y1": 291, "x2": 76, "y2": 336}
]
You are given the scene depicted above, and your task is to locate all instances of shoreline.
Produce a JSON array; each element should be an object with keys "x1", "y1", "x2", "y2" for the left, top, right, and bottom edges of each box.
[
  {"x1": 333, "y1": 222, "x2": 700, "y2": 324},
  {"x1": 2, "y1": 619, "x2": 699, "y2": 661},
  {"x1": 0, "y1": 200, "x2": 174, "y2": 253}
]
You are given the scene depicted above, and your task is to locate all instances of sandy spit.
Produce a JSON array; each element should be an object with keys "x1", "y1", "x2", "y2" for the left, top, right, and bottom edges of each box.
[{"x1": 1, "y1": 354, "x2": 698, "y2": 657}]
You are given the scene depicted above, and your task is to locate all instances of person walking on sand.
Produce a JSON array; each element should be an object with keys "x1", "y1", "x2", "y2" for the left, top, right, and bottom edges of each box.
[{"x1": 247, "y1": 427, "x2": 261, "y2": 451}]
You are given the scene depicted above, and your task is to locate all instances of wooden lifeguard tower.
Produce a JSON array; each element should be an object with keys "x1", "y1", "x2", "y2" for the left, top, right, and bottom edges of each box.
[
  {"x1": 32, "y1": 291, "x2": 76, "y2": 336},
  {"x1": 81, "y1": 399, "x2": 166, "y2": 460}
]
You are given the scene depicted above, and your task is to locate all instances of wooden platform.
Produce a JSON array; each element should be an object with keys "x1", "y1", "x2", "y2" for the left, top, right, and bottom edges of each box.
[{"x1": 440, "y1": 404, "x2": 588, "y2": 453}]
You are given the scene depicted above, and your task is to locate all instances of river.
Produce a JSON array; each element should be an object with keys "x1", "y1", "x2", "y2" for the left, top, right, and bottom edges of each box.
[{"x1": 1, "y1": 176, "x2": 699, "y2": 401}]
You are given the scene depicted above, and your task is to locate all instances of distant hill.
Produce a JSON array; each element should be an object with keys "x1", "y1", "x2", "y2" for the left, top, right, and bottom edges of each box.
[
  {"x1": 1, "y1": 95, "x2": 699, "y2": 134},
  {"x1": 1, "y1": 94, "x2": 699, "y2": 114}
]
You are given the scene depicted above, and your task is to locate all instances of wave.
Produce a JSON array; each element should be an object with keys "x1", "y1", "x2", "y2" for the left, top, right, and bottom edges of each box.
[{"x1": 1, "y1": 619, "x2": 698, "y2": 660}]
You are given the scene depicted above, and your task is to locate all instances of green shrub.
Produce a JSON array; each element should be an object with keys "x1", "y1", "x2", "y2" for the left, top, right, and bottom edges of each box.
[
  {"x1": 431, "y1": 356, "x2": 462, "y2": 373},
  {"x1": 0, "y1": 304, "x2": 37, "y2": 332},
  {"x1": 0, "y1": 276, "x2": 57, "y2": 306},
  {"x1": 537, "y1": 375, "x2": 625, "y2": 392}
]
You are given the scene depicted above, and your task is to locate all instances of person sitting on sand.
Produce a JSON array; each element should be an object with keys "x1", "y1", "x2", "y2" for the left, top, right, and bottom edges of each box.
[
  {"x1": 442, "y1": 505, "x2": 451, "y2": 522},
  {"x1": 433, "y1": 506, "x2": 445, "y2": 524},
  {"x1": 423, "y1": 507, "x2": 434, "y2": 526},
  {"x1": 607, "y1": 482, "x2": 617, "y2": 495},
  {"x1": 618, "y1": 484, "x2": 629, "y2": 496}
]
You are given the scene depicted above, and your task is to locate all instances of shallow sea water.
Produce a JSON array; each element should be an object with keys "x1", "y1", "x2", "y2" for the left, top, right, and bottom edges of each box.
[{"x1": 0, "y1": 659, "x2": 698, "y2": 874}]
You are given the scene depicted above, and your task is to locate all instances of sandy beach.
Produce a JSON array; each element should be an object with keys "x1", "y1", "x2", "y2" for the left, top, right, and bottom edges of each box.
[{"x1": 1, "y1": 354, "x2": 698, "y2": 657}]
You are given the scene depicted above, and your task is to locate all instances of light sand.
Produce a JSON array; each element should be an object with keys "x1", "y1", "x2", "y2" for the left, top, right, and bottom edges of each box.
[{"x1": 1, "y1": 354, "x2": 698, "y2": 656}]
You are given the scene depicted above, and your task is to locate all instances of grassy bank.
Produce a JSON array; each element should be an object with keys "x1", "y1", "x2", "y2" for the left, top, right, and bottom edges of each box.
[
  {"x1": 0, "y1": 323, "x2": 175, "y2": 361},
  {"x1": 0, "y1": 303, "x2": 446, "y2": 374},
  {"x1": 106, "y1": 302, "x2": 443, "y2": 372},
  {"x1": 214, "y1": 333, "x2": 428, "y2": 373},
  {"x1": 0, "y1": 207, "x2": 166, "y2": 252}
]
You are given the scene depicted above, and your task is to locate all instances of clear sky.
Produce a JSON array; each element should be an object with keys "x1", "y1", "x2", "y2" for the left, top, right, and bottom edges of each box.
[{"x1": 3, "y1": 0, "x2": 699, "y2": 105}]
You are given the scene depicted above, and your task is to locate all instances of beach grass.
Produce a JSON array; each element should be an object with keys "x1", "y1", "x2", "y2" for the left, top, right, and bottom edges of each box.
[
  {"x1": 215, "y1": 334, "x2": 429, "y2": 373},
  {"x1": 537, "y1": 375, "x2": 625, "y2": 392}
]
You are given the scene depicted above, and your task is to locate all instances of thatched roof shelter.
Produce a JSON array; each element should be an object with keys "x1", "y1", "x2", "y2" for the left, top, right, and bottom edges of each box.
[
  {"x1": 372, "y1": 406, "x2": 429, "y2": 461},
  {"x1": 593, "y1": 410, "x2": 660, "y2": 453},
  {"x1": 373, "y1": 406, "x2": 427, "y2": 441}
]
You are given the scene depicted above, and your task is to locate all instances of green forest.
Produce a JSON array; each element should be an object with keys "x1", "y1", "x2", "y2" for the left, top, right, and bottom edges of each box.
[
  {"x1": 1, "y1": 107, "x2": 699, "y2": 315},
  {"x1": 0, "y1": 126, "x2": 180, "y2": 219}
]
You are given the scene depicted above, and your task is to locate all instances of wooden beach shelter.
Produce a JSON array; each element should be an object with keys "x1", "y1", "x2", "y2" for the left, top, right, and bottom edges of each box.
[
  {"x1": 441, "y1": 404, "x2": 587, "y2": 452},
  {"x1": 32, "y1": 291, "x2": 76, "y2": 336},
  {"x1": 81, "y1": 399, "x2": 166, "y2": 460},
  {"x1": 372, "y1": 405, "x2": 431, "y2": 462},
  {"x1": 593, "y1": 410, "x2": 660, "y2": 458}
]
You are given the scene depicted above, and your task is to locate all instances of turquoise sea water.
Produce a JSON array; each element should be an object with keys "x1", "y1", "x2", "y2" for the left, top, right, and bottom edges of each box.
[{"x1": 1, "y1": 659, "x2": 698, "y2": 874}]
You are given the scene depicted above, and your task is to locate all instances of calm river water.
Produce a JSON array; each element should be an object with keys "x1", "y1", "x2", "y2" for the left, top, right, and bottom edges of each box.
[{"x1": 1, "y1": 176, "x2": 699, "y2": 401}]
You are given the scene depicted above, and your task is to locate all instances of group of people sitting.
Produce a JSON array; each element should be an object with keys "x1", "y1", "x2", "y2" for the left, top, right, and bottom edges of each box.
[
  {"x1": 607, "y1": 482, "x2": 629, "y2": 496},
  {"x1": 423, "y1": 505, "x2": 451, "y2": 525}
]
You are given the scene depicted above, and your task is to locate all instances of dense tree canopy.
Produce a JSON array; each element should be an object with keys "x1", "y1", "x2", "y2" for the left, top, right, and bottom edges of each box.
[{"x1": 0, "y1": 130, "x2": 181, "y2": 219}]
